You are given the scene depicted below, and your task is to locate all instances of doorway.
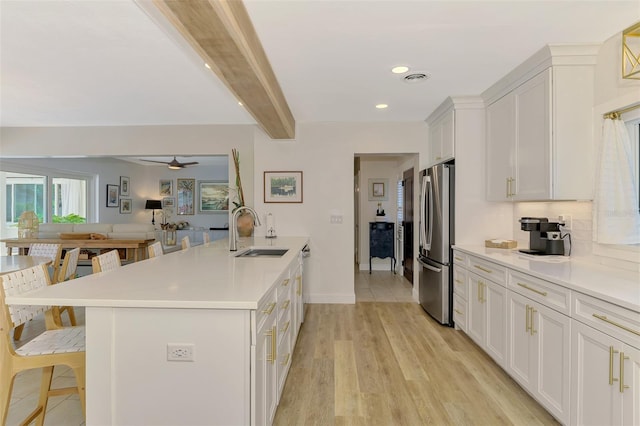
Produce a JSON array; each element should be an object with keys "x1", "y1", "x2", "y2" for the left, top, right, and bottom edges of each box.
[{"x1": 402, "y1": 167, "x2": 414, "y2": 284}]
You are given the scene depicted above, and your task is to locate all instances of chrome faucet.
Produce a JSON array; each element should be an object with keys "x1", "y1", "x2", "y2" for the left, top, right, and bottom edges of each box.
[{"x1": 230, "y1": 206, "x2": 261, "y2": 251}]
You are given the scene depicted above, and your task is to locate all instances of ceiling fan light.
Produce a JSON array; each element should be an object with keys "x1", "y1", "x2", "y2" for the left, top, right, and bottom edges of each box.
[{"x1": 168, "y1": 164, "x2": 182, "y2": 170}]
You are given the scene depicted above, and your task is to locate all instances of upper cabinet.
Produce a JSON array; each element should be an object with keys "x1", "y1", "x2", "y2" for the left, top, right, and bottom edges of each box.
[
  {"x1": 483, "y1": 45, "x2": 599, "y2": 202},
  {"x1": 426, "y1": 96, "x2": 484, "y2": 167},
  {"x1": 427, "y1": 107, "x2": 455, "y2": 165}
]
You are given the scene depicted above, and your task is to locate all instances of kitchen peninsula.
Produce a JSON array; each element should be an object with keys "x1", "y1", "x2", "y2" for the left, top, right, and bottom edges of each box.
[{"x1": 6, "y1": 236, "x2": 309, "y2": 426}]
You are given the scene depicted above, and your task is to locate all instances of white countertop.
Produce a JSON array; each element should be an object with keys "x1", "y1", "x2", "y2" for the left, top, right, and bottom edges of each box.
[
  {"x1": 6, "y1": 237, "x2": 309, "y2": 310},
  {"x1": 453, "y1": 245, "x2": 640, "y2": 313}
]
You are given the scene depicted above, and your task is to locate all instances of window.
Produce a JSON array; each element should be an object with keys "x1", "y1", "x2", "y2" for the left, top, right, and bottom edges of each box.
[
  {"x1": 2, "y1": 171, "x2": 89, "y2": 227},
  {"x1": 623, "y1": 109, "x2": 640, "y2": 211}
]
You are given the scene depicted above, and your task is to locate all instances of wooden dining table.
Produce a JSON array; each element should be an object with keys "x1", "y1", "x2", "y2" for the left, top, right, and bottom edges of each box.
[{"x1": 0, "y1": 255, "x2": 53, "y2": 275}]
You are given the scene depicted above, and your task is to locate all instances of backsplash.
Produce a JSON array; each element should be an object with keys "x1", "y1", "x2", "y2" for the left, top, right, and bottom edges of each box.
[{"x1": 514, "y1": 201, "x2": 640, "y2": 272}]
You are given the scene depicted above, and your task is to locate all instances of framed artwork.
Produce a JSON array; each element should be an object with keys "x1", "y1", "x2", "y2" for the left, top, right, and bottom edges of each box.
[
  {"x1": 264, "y1": 171, "x2": 303, "y2": 203},
  {"x1": 176, "y1": 178, "x2": 195, "y2": 215},
  {"x1": 119, "y1": 198, "x2": 132, "y2": 214},
  {"x1": 106, "y1": 184, "x2": 119, "y2": 207},
  {"x1": 198, "y1": 181, "x2": 229, "y2": 213},
  {"x1": 120, "y1": 176, "x2": 130, "y2": 196},
  {"x1": 368, "y1": 178, "x2": 388, "y2": 201},
  {"x1": 159, "y1": 179, "x2": 173, "y2": 196},
  {"x1": 162, "y1": 197, "x2": 175, "y2": 208}
]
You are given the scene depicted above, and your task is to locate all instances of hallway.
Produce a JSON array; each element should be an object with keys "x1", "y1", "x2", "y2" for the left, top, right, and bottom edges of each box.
[{"x1": 354, "y1": 269, "x2": 414, "y2": 302}]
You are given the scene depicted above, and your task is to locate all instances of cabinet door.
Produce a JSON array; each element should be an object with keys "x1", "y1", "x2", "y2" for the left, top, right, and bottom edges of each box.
[
  {"x1": 441, "y1": 109, "x2": 455, "y2": 161},
  {"x1": 572, "y1": 320, "x2": 622, "y2": 426},
  {"x1": 534, "y1": 301, "x2": 571, "y2": 424},
  {"x1": 485, "y1": 279, "x2": 507, "y2": 367},
  {"x1": 253, "y1": 321, "x2": 277, "y2": 426},
  {"x1": 467, "y1": 272, "x2": 486, "y2": 346},
  {"x1": 507, "y1": 291, "x2": 535, "y2": 389},
  {"x1": 513, "y1": 69, "x2": 552, "y2": 200},
  {"x1": 486, "y1": 94, "x2": 515, "y2": 201},
  {"x1": 429, "y1": 120, "x2": 443, "y2": 165},
  {"x1": 622, "y1": 344, "x2": 640, "y2": 426}
]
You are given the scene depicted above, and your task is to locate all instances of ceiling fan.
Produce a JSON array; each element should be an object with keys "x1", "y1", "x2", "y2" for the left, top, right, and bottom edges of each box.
[{"x1": 139, "y1": 156, "x2": 199, "y2": 170}]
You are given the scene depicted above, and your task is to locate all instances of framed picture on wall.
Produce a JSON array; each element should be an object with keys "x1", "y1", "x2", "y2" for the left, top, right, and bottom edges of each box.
[
  {"x1": 176, "y1": 178, "x2": 195, "y2": 215},
  {"x1": 106, "y1": 184, "x2": 119, "y2": 207},
  {"x1": 368, "y1": 178, "x2": 388, "y2": 201},
  {"x1": 159, "y1": 179, "x2": 173, "y2": 196},
  {"x1": 264, "y1": 171, "x2": 303, "y2": 203},
  {"x1": 119, "y1": 198, "x2": 132, "y2": 214},
  {"x1": 198, "y1": 181, "x2": 229, "y2": 213},
  {"x1": 120, "y1": 176, "x2": 130, "y2": 196},
  {"x1": 162, "y1": 197, "x2": 175, "y2": 208}
]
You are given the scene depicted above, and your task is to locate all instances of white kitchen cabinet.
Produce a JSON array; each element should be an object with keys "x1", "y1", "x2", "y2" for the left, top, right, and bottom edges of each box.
[
  {"x1": 426, "y1": 106, "x2": 455, "y2": 166},
  {"x1": 484, "y1": 45, "x2": 597, "y2": 201},
  {"x1": 571, "y1": 292, "x2": 640, "y2": 426},
  {"x1": 292, "y1": 256, "x2": 304, "y2": 338},
  {"x1": 276, "y1": 275, "x2": 293, "y2": 396},
  {"x1": 468, "y1": 270, "x2": 507, "y2": 367},
  {"x1": 253, "y1": 286, "x2": 278, "y2": 426},
  {"x1": 453, "y1": 264, "x2": 468, "y2": 332},
  {"x1": 507, "y1": 291, "x2": 571, "y2": 424}
]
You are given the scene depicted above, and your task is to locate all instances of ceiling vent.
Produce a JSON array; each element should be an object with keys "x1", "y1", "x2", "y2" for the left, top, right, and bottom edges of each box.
[{"x1": 403, "y1": 72, "x2": 431, "y2": 84}]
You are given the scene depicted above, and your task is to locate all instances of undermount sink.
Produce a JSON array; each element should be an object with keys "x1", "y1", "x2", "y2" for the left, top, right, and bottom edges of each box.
[{"x1": 234, "y1": 248, "x2": 289, "y2": 258}]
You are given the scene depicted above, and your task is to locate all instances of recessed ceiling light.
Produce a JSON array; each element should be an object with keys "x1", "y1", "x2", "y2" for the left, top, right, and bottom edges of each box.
[
  {"x1": 391, "y1": 66, "x2": 409, "y2": 74},
  {"x1": 376, "y1": 104, "x2": 388, "y2": 109},
  {"x1": 204, "y1": 63, "x2": 211, "y2": 69},
  {"x1": 238, "y1": 102, "x2": 243, "y2": 106}
]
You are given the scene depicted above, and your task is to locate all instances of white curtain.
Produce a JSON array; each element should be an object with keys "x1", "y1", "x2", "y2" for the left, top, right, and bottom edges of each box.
[{"x1": 593, "y1": 117, "x2": 640, "y2": 244}]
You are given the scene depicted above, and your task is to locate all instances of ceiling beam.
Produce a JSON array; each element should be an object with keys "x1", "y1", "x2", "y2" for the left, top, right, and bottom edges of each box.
[{"x1": 152, "y1": 0, "x2": 295, "y2": 139}]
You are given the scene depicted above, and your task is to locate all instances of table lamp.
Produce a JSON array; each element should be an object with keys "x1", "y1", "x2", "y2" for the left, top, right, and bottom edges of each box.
[{"x1": 145, "y1": 200, "x2": 162, "y2": 225}]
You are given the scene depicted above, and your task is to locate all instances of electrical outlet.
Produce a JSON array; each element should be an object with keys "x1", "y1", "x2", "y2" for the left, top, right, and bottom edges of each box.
[
  {"x1": 167, "y1": 344, "x2": 195, "y2": 362},
  {"x1": 559, "y1": 214, "x2": 572, "y2": 230}
]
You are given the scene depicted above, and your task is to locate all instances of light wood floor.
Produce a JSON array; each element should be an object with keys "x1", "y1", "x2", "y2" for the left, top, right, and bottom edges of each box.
[
  {"x1": 7, "y1": 272, "x2": 557, "y2": 425},
  {"x1": 274, "y1": 302, "x2": 559, "y2": 425}
]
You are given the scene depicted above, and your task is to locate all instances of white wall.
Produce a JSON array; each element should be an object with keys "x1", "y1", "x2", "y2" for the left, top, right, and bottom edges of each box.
[{"x1": 253, "y1": 122, "x2": 428, "y2": 303}]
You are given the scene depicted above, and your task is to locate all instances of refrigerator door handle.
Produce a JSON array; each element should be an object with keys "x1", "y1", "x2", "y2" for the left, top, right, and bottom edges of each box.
[
  {"x1": 426, "y1": 175, "x2": 433, "y2": 251},
  {"x1": 417, "y1": 257, "x2": 442, "y2": 273},
  {"x1": 419, "y1": 175, "x2": 428, "y2": 252}
]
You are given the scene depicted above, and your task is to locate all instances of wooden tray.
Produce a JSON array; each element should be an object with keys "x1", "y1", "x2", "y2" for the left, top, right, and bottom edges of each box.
[
  {"x1": 59, "y1": 233, "x2": 92, "y2": 240},
  {"x1": 485, "y1": 239, "x2": 517, "y2": 249}
]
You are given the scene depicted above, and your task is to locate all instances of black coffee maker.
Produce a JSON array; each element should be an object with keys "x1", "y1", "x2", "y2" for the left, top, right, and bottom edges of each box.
[{"x1": 518, "y1": 217, "x2": 565, "y2": 255}]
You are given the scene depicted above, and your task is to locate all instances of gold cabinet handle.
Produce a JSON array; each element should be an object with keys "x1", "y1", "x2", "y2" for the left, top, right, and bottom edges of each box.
[
  {"x1": 506, "y1": 177, "x2": 510, "y2": 198},
  {"x1": 530, "y1": 308, "x2": 537, "y2": 335},
  {"x1": 526, "y1": 305, "x2": 531, "y2": 334},
  {"x1": 266, "y1": 327, "x2": 276, "y2": 364},
  {"x1": 281, "y1": 320, "x2": 290, "y2": 334},
  {"x1": 281, "y1": 299, "x2": 290, "y2": 310},
  {"x1": 262, "y1": 302, "x2": 276, "y2": 315},
  {"x1": 296, "y1": 276, "x2": 302, "y2": 296},
  {"x1": 281, "y1": 353, "x2": 291, "y2": 366},
  {"x1": 455, "y1": 279, "x2": 463, "y2": 284},
  {"x1": 454, "y1": 256, "x2": 463, "y2": 262},
  {"x1": 454, "y1": 308, "x2": 463, "y2": 315},
  {"x1": 474, "y1": 265, "x2": 493, "y2": 274},
  {"x1": 609, "y1": 346, "x2": 619, "y2": 385},
  {"x1": 477, "y1": 281, "x2": 482, "y2": 302},
  {"x1": 517, "y1": 283, "x2": 548, "y2": 297},
  {"x1": 282, "y1": 278, "x2": 290, "y2": 287},
  {"x1": 593, "y1": 314, "x2": 640, "y2": 336},
  {"x1": 620, "y1": 352, "x2": 630, "y2": 393}
]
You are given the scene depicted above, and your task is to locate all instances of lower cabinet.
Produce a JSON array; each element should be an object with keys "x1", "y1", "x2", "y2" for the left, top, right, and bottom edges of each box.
[
  {"x1": 571, "y1": 318, "x2": 640, "y2": 426},
  {"x1": 468, "y1": 271, "x2": 507, "y2": 367},
  {"x1": 507, "y1": 291, "x2": 571, "y2": 424},
  {"x1": 253, "y1": 287, "x2": 278, "y2": 426}
]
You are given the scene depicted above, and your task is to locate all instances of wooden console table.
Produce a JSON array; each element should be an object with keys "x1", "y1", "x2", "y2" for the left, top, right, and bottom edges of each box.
[{"x1": 1, "y1": 238, "x2": 155, "y2": 262}]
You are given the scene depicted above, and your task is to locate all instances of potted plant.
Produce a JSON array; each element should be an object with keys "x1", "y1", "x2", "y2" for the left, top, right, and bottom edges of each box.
[{"x1": 232, "y1": 148, "x2": 254, "y2": 237}]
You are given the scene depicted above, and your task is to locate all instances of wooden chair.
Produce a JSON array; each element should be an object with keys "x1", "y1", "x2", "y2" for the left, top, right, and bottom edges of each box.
[
  {"x1": 181, "y1": 236, "x2": 191, "y2": 250},
  {"x1": 27, "y1": 243, "x2": 63, "y2": 283},
  {"x1": 148, "y1": 241, "x2": 164, "y2": 258},
  {"x1": 202, "y1": 232, "x2": 211, "y2": 244},
  {"x1": 14, "y1": 243, "x2": 63, "y2": 341},
  {"x1": 91, "y1": 250, "x2": 122, "y2": 273},
  {"x1": 0, "y1": 264, "x2": 86, "y2": 426},
  {"x1": 52, "y1": 248, "x2": 80, "y2": 327}
]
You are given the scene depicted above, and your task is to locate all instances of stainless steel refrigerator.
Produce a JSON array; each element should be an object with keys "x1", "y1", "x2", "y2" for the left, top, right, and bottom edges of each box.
[{"x1": 418, "y1": 162, "x2": 454, "y2": 326}]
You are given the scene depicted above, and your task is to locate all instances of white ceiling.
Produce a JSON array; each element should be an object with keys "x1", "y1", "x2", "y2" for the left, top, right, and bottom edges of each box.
[{"x1": 1, "y1": 0, "x2": 639, "y2": 128}]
